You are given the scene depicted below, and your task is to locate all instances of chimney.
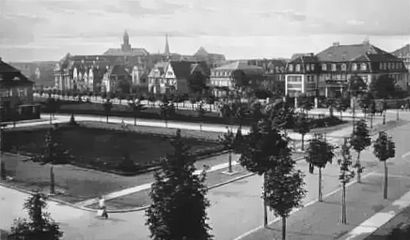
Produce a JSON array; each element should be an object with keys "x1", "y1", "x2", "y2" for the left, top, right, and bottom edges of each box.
[{"x1": 333, "y1": 42, "x2": 340, "y2": 47}]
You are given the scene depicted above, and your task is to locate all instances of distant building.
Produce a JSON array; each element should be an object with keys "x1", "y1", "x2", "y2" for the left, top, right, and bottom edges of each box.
[
  {"x1": 0, "y1": 58, "x2": 39, "y2": 121},
  {"x1": 392, "y1": 44, "x2": 410, "y2": 72},
  {"x1": 103, "y1": 31, "x2": 149, "y2": 57},
  {"x1": 209, "y1": 61, "x2": 264, "y2": 97},
  {"x1": 148, "y1": 61, "x2": 209, "y2": 94},
  {"x1": 285, "y1": 41, "x2": 409, "y2": 98},
  {"x1": 246, "y1": 59, "x2": 287, "y2": 94},
  {"x1": 10, "y1": 61, "x2": 56, "y2": 89}
]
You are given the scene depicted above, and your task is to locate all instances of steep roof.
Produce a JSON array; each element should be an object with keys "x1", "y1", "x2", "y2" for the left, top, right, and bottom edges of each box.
[
  {"x1": 103, "y1": 48, "x2": 149, "y2": 56},
  {"x1": 169, "y1": 61, "x2": 194, "y2": 79},
  {"x1": 0, "y1": 59, "x2": 33, "y2": 87},
  {"x1": 392, "y1": 44, "x2": 410, "y2": 56},
  {"x1": 316, "y1": 43, "x2": 399, "y2": 62}
]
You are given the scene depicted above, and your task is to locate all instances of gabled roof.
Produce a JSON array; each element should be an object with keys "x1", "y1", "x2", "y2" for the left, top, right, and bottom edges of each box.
[
  {"x1": 316, "y1": 43, "x2": 399, "y2": 62},
  {"x1": 168, "y1": 61, "x2": 194, "y2": 79},
  {"x1": 0, "y1": 59, "x2": 33, "y2": 87},
  {"x1": 392, "y1": 44, "x2": 410, "y2": 57},
  {"x1": 109, "y1": 65, "x2": 130, "y2": 76}
]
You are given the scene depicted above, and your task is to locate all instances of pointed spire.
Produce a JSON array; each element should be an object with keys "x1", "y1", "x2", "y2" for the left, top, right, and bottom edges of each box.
[{"x1": 164, "y1": 34, "x2": 170, "y2": 58}]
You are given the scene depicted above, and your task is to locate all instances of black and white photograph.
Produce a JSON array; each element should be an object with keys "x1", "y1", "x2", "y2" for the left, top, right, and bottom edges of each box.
[{"x1": 1, "y1": 0, "x2": 410, "y2": 239}]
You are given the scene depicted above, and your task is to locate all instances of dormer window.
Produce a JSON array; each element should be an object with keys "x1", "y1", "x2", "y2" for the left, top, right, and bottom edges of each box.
[
  {"x1": 296, "y1": 64, "x2": 301, "y2": 72},
  {"x1": 341, "y1": 64, "x2": 347, "y2": 71},
  {"x1": 288, "y1": 64, "x2": 294, "y2": 72},
  {"x1": 352, "y1": 63, "x2": 358, "y2": 71},
  {"x1": 322, "y1": 64, "x2": 327, "y2": 71},
  {"x1": 331, "y1": 64, "x2": 337, "y2": 71},
  {"x1": 360, "y1": 63, "x2": 367, "y2": 71}
]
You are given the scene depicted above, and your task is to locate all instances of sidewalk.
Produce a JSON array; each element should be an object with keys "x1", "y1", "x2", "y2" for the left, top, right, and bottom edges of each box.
[{"x1": 238, "y1": 172, "x2": 410, "y2": 240}]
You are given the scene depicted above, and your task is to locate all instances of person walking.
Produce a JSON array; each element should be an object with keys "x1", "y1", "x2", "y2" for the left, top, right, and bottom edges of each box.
[{"x1": 98, "y1": 196, "x2": 108, "y2": 219}]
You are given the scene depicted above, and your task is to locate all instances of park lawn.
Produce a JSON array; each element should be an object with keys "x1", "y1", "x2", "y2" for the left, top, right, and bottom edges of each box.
[{"x1": 3, "y1": 125, "x2": 222, "y2": 174}]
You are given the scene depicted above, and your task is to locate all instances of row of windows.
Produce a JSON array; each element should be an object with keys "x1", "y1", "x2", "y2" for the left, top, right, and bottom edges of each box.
[
  {"x1": 0, "y1": 88, "x2": 28, "y2": 97},
  {"x1": 211, "y1": 71, "x2": 231, "y2": 77},
  {"x1": 289, "y1": 62, "x2": 404, "y2": 73}
]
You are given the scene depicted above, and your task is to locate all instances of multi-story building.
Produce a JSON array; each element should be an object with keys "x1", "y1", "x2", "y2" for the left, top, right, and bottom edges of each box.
[
  {"x1": 11, "y1": 61, "x2": 56, "y2": 89},
  {"x1": 148, "y1": 61, "x2": 209, "y2": 94},
  {"x1": 392, "y1": 44, "x2": 410, "y2": 72},
  {"x1": 209, "y1": 61, "x2": 265, "y2": 97},
  {"x1": 0, "y1": 58, "x2": 39, "y2": 121},
  {"x1": 285, "y1": 41, "x2": 409, "y2": 98},
  {"x1": 246, "y1": 59, "x2": 287, "y2": 94}
]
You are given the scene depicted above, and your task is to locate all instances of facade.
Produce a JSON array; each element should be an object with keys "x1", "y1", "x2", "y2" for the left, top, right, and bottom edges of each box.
[
  {"x1": 285, "y1": 41, "x2": 409, "y2": 98},
  {"x1": 392, "y1": 44, "x2": 410, "y2": 72},
  {"x1": 0, "y1": 58, "x2": 39, "y2": 121},
  {"x1": 209, "y1": 61, "x2": 264, "y2": 97},
  {"x1": 246, "y1": 59, "x2": 287, "y2": 94},
  {"x1": 148, "y1": 61, "x2": 209, "y2": 94},
  {"x1": 11, "y1": 61, "x2": 56, "y2": 89},
  {"x1": 54, "y1": 32, "x2": 152, "y2": 93}
]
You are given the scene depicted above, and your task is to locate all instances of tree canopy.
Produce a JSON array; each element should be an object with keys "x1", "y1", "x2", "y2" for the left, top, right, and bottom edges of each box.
[
  {"x1": 369, "y1": 75, "x2": 396, "y2": 99},
  {"x1": 146, "y1": 130, "x2": 212, "y2": 240}
]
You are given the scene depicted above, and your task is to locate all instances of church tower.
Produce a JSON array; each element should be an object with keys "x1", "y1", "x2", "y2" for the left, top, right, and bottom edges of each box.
[
  {"x1": 121, "y1": 30, "x2": 132, "y2": 52},
  {"x1": 164, "y1": 34, "x2": 170, "y2": 59}
]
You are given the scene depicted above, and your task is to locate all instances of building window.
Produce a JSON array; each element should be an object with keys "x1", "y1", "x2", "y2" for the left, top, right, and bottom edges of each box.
[
  {"x1": 341, "y1": 63, "x2": 347, "y2": 71},
  {"x1": 360, "y1": 63, "x2": 367, "y2": 71},
  {"x1": 379, "y1": 63, "x2": 383, "y2": 70},
  {"x1": 306, "y1": 64, "x2": 310, "y2": 71},
  {"x1": 311, "y1": 64, "x2": 315, "y2": 71},
  {"x1": 296, "y1": 64, "x2": 301, "y2": 72},
  {"x1": 331, "y1": 64, "x2": 337, "y2": 71},
  {"x1": 288, "y1": 64, "x2": 294, "y2": 72},
  {"x1": 352, "y1": 63, "x2": 358, "y2": 71},
  {"x1": 322, "y1": 64, "x2": 327, "y2": 71}
]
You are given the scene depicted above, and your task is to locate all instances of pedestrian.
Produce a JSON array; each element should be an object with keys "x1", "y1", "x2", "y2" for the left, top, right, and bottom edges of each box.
[{"x1": 98, "y1": 196, "x2": 108, "y2": 219}]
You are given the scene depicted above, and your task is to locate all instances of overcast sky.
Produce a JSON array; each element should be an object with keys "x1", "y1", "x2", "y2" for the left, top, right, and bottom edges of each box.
[{"x1": 1, "y1": 0, "x2": 410, "y2": 62}]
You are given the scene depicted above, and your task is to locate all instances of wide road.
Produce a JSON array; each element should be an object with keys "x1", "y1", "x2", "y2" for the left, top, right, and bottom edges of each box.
[{"x1": 0, "y1": 110, "x2": 407, "y2": 240}]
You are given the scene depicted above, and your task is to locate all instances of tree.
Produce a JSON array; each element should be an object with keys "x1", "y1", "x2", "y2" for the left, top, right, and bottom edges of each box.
[
  {"x1": 239, "y1": 118, "x2": 291, "y2": 226},
  {"x1": 264, "y1": 157, "x2": 305, "y2": 240},
  {"x1": 196, "y1": 102, "x2": 206, "y2": 131},
  {"x1": 306, "y1": 136, "x2": 334, "y2": 202},
  {"x1": 350, "y1": 119, "x2": 371, "y2": 183},
  {"x1": 297, "y1": 95, "x2": 313, "y2": 115},
  {"x1": 188, "y1": 71, "x2": 207, "y2": 93},
  {"x1": 337, "y1": 138, "x2": 355, "y2": 224},
  {"x1": 373, "y1": 131, "x2": 395, "y2": 199},
  {"x1": 9, "y1": 193, "x2": 63, "y2": 240},
  {"x1": 102, "y1": 99, "x2": 112, "y2": 123},
  {"x1": 358, "y1": 92, "x2": 374, "y2": 118},
  {"x1": 33, "y1": 127, "x2": 72, "y2": 165},
  {"x1": 349, "y1": 75, "x2": 367, "y2": 97},
  {"x1": 232, "y1": 70, "x2": 250, "y2": 91},
  {"x1": 44, "y1": 98, "x2": 60, "y2": 124},
  {"x1": 159, "y1": 100, "x2": 175, "y2": 128},
  {"x1": 146, "y1": 130, "x2": 212, "y2": 240},
  {"x1": 128, "y1": 100, "x2": 146, "y2": 126},
  {"x1": 370, "y1": 75, "x2": 396, "y2": 99},
  {"x1": 293, "y1": 113, "x2": 310, "y2": 151},
  {"x1": 335, "y1": 96, "x2": 350, "y2": 119},
  {"x1": 219, "y1": 127, "x2": 243, "y2": 173}
]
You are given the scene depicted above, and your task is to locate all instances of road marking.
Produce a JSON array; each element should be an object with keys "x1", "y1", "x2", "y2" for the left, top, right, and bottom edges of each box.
[
  {"x1": 232, "y1": 171, "x2": 375, "y2": 240},
  {"x1": 401, "y1": 151, "x2": 410, "y2": 159}
]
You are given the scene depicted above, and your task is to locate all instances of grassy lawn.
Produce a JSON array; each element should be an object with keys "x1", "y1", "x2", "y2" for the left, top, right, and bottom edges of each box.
[{"x1": 3, "y1": 125, "x2": 222, "y2": 174}]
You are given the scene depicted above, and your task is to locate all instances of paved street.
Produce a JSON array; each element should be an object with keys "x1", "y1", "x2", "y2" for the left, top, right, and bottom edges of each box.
[{"x1": 0, "y1": 110, "x2": 408, "y2": 239}]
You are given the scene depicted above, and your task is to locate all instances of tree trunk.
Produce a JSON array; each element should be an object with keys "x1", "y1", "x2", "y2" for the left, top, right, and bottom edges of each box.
[
  {"x1": 282, "y1": 217, "x2": 286, "y2": 240},
  {"x1": 106, "y1": 114, "x2": 109, "y2": 123},
  {"x1": 49, "y1": 113, "x2": 52, "y2": 124},
  {"x1": 341, "y1": 182, "x2": 346, "y2": 224},
  {"x1": 340, "y1": 111, "x2": 343, "y2": 120},
  {"x1": 319, "y1": 167, "x2": 323, "y2": 202},
  {"x1": 384, "y1": 161, "x2": 388, "y2": 199},
  {"x1": 228, "y1": 150, "x2": 232, "y2": 173},
  {"x1": 301, "y1": 134, "x2": 305, "y2": 151},
  {"x1": 370, "y1": 114, "x2": 373, "y2": 128},
  {"x1": 263, "y1": 174, "x2": 268, "y2": 226},
  {"x1": 200, "y1": 123, "x2": 203, "y2": 132},
  {"x1": 50, "y1": 166, "x2": 55, "y2": 194},
  {"x1": 357, "y1": 151, "x2": 361, "y2": 183},
  {"x1": 134, "y1": 116, "x2": 137, "y2": 126}
]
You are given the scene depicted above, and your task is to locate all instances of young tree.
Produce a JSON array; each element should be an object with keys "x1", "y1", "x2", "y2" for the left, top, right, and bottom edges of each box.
[
  {"x1": 264, "y1": 151, "x2": 306, "y2": 240},
  {"x1": 9, "y1": 193, "x2": 63, "y2": 240},
  {"x1": 218, "y1": 127, "x2": 243, "y2": 173},
  {"x1": 293, "y1": 113, "x2": 310, "y2": 151},
  {"x1": 128, "y1": 100, "x2": 146, "y2": 126},
  {"x1": 306, "y1": 136, "x2": 334, "y2": 202},
  {"x1": 159, "y1": 100, "x2": 175, "y2": 128},
  {"x1": 350, "y1": 119, "x2": 371, "y2": 183},
  {"x1": 146, "y1": 130, "x2": 212, "y2": 240},
  {"x1": 373, "y1": 131, "x2": 396, "y2": 199},
  {"x1": 196, "y1": 102, "x2": 206, "y2": 131},
  {"x1": 297, "y1": 95, "x2": 313, "y2": 115},
  {"x1": 239, "y1": 118, "x2": 291, "y2": 226},
  {"x1": 102, "y1": 99, "x2": 113, "y2": 123},
  {"x1": 33, "y1": 127, "x2": 72, "y2": 165},
  {"x1": 335, "y1": 96, "x2": 350, "y2": 119},
  {"x1": 337, "y1": 138, "x2": 355, "y2": 224},
  {"x1": 44, "y1": 98, "x2": 60, "y2": 124}
]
